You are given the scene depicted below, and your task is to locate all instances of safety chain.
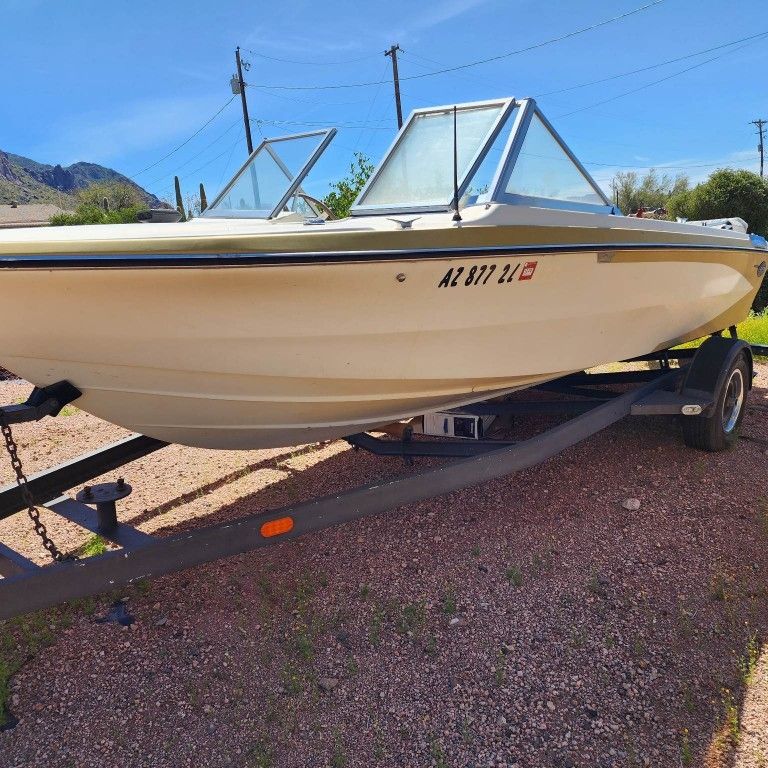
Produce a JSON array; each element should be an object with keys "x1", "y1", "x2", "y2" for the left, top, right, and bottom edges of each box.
[{"x1": 0, "y1": 411, "x2": 75, "y2": 563}]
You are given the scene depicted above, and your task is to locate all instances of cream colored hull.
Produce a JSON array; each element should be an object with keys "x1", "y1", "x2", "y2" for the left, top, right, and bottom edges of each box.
[{"x1": 0, "y1": 243, "x2": 760, "y2": 448}]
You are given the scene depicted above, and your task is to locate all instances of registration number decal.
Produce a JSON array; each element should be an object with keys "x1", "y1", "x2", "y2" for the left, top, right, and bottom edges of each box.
[{"x1": 437, "y1": 261, "x2": 537, "y2": 288}]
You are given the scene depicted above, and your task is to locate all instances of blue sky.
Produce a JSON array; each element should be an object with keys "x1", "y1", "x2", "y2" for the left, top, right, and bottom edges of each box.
[{"x1": 1, "y1": 0, "x2": 766, "y2": 203}]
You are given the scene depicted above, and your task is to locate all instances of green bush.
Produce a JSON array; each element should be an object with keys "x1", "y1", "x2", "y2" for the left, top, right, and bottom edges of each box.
[
  {"x1": 50, "y1": 205, "x2": 142, "y2": 226},
  {"x1": 76, "y1": 181, "x2": 144, "y2": 211},
  {"x1": 49, "y1": 181, "x2": 145, "y2": 227},
  {"x1": 323, "y1": 153, "x2": 374, "y2": 219},
  {"x1": 667, "y1": 169, "x2": 768, "y2": 234}
]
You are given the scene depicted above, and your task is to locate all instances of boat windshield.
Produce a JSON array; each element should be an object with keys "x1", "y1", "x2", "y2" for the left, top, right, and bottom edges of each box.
[
  {"x1": 204, "y1": 129, "x2": 335, "y2": 219},
  {"x1": 355, "y1": 102, "x2": 507, "y2": 210},
  {"x1": 352, "y1": 97, "x2": 611, "y2": 215}
]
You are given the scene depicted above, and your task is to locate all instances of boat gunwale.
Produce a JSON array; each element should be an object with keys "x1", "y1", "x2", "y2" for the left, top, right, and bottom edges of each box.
[{"x1": 0, "y1": 240, "x2": 763, "y2": 269}]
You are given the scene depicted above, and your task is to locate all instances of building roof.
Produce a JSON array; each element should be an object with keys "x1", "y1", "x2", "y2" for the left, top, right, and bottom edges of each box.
[{"x1": 0, "y1": 203, "x2": 70, "y2": 229}]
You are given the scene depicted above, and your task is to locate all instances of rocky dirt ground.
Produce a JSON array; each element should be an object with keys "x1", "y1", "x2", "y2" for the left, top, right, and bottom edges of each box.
[{"x1": 0, "y1": 368, "x2": 767, "y2": 768}]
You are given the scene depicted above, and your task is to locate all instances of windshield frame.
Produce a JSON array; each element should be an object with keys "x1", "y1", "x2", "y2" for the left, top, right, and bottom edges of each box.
[
  {"x1": 350, "y1": 98, "x2": 516, "y2": 216},
  {"x1": 350, "y1": 97, "x2": 613, "y2": 216},
  {"x1": 489, "y1": 99, "x2": 611, "y2": 212},
  {"x1": 202, "y1": 128, "x2": 337, "y2": 219}
]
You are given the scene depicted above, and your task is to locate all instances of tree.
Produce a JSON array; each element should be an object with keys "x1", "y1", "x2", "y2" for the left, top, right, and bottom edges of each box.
[
  {"x1": 76, "y1": 182, "x2": 143, "y2": 211},
  {"x1": 668, "y1": 169, "x2": 768, "y2": 311},
  {"x1": 667, "y1": 169, "x2": 768, "y2": 233},
  {"x1": 610, "y1": 169, "x2": 689, "y2": 213},
  {"x1": 50, "y1": 181, "x2": 144, "y2": 226},
  {"x1": 323, "y1": 153, "x2": 374, "y2": 219}
]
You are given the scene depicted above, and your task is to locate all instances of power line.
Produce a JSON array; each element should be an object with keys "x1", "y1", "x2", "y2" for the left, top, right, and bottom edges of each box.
[
  {"x1": 585, "y1": 159, "x2": 741, "y2": 170},
  {"x1": 245, "y1": 49, "x2": 378, "y2": 66},
  {"x1": 556, "y1": 37, "x2": 763, "y2": 118},
  {"x1": 398, "y1": 33, "x2": 768, "y2": 136},
  {"x1": 252, "y1": 118, "x2": 391, "y2": 130},
  {"x1": 249, "y1": 1, "x2": 665, "y2": 90},
  {"x1": 536, "y1": 30, "x2": 768, "y2": 98},
  {"x1": 218, "y1": 127, "x2": 244, "y2": 187},
  {"x1": 144, "y1": 119, "x2": 241, "y2": 189},
  {"x1": 352, "y1": 59, "x2": 390, "y2": 153},
  {"x1": 517, "y1": 150, "x2": 750, "y2": 172},
  {"x1": 179, "y1": 135, "x2": 245, "y2": 181},
  {"x1": 131, "y1": 96, "x2": 237, "y2": 178}
]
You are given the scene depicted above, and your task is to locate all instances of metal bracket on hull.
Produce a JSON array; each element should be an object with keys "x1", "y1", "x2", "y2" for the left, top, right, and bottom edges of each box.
[{"x1": 0, "y1": 380, "x2": 82, "y2": 425}]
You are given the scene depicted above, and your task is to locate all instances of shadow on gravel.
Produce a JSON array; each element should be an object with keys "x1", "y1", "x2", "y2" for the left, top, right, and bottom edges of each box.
[{"x1": 126, "y1": 445, "x2": 316, "y2": 530}]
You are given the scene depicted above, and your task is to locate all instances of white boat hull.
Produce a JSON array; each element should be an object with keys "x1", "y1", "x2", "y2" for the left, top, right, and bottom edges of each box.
[{"x1": 0, "y1": 243, "x2": 759, "y2": 448}]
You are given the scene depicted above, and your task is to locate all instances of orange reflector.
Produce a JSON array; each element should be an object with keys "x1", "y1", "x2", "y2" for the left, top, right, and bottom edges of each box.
[{"x1": 260, "y1": 516, "x2": 294, "y2": 538}]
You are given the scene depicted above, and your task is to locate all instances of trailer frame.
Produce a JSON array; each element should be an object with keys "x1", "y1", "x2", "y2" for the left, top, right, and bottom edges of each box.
[{"x1": 0, "y1": 340, "x2": 758, "y2": 621}]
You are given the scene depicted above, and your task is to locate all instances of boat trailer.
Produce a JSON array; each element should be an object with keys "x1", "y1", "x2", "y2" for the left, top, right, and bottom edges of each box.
[{"x1": 0, "y1": 336, "x2": 760, "y2": 621}]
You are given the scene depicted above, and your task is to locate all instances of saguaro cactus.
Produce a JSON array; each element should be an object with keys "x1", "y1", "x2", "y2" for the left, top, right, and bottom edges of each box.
[{"x1": 174, "y1": 176, "x2": 186, "y2": 222}]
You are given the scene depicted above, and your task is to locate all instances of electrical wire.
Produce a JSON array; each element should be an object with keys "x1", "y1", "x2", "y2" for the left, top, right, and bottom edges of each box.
[
  {"x1": 516, "y1": 150, "x2": 746, "y2": 171},
  {"x1": 249, "y1": 1, "x2": 665, "y2": 90},
  {"x1": 556, "y1": 37, "x2": 764, "y2": 118},
  {"x1": 179, "y1": 135, "x2": 245, "y2": 181},
  {"x1": 536, "y1": 30, "x2": 768, "y2": 98},
  {"x1": 585, "y1": 159, "x2": 746, "y2": 170},
  {"x1": 130, "y1": 95, "x2": 237, "y2": 178},
  {"x1": 245, "y1": 48, "x2": 379, "y2": 66},
  {"x1": 143, "y1": 119, "x2": 242, "y2": 189},
  {"x1": 353, "y1": 60, "x2": 390, "y2": 153},
  {"x1": 217, "y1": 127, "x2": 244, "y2": 187},
  {"x1": 253, "y1": 118, "x2": 391, "y2": 130}
]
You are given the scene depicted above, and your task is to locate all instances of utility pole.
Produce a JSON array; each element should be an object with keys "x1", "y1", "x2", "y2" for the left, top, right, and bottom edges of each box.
[
  {"x1": 234, "y1": 46, "x2": 254, "y2": 155},
  {"x1": 385, "y1": 44, "x2": 403, "y2": 129},
  {"x1": 752, "y1": 119, "x2": 767, "y2": 178}
]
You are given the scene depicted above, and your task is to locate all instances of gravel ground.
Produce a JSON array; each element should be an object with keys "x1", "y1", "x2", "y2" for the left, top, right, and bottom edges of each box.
[{"x1": 0, "y1": 367, "x2": 767, "y2": 768}]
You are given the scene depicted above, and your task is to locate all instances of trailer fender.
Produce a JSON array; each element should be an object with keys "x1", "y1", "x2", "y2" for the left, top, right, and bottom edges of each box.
[{"x1": 680, "y1": 336, "x2": 752, "y2": 416}]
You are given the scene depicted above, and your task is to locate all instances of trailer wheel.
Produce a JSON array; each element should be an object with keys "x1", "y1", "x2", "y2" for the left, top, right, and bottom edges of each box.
[{"x1": 682, "y1": 353, "x2": 749, "y2": 451}]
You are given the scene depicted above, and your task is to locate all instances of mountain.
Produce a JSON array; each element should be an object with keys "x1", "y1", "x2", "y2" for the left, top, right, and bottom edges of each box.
[{"x1": 0, "y1": 150, "x2": 159, "y2": 207}]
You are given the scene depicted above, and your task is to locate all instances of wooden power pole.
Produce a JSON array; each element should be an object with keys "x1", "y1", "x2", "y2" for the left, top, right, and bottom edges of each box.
[
  {"x1": 385, "y1": 44, "x2": 403, "y2": 129},
  {"x1": 752, "y1": 118, "x2": 767, "y2": 178},
  {"x1": 235, "y1": 46, "x2": 254, "y2": 155}
]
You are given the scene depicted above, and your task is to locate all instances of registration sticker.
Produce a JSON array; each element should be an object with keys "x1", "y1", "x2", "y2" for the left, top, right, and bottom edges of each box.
[{"x1": 518, "y1": 261, "x2": 538, "y2": 281}]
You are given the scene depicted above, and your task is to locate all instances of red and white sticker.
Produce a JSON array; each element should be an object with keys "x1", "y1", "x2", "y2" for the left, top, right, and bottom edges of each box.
[{"x1": 518, "y1": 261, "x2": 538, "y2": 281}]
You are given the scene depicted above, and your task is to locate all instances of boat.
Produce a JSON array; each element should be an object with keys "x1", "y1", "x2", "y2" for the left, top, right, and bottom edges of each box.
[{"x1": 0, "y1": 97, "x2": 765, "y2": 449}]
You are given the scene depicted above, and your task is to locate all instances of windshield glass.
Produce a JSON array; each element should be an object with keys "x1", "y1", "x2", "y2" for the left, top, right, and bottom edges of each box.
[
  {"x1": 356, "y1": 103, "x2": 505, "y2": 209},
  {"x1": 206, "y1": 130, "x2": 333, "y2": 218},
  {"x1": 503, "y1": 113, "x2": 604, "y2": 205}
]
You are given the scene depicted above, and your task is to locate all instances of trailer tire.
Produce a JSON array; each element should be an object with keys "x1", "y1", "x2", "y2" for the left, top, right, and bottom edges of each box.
[{"x1": 682, "y1": 353, "x2": 749, "y2": 451}]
